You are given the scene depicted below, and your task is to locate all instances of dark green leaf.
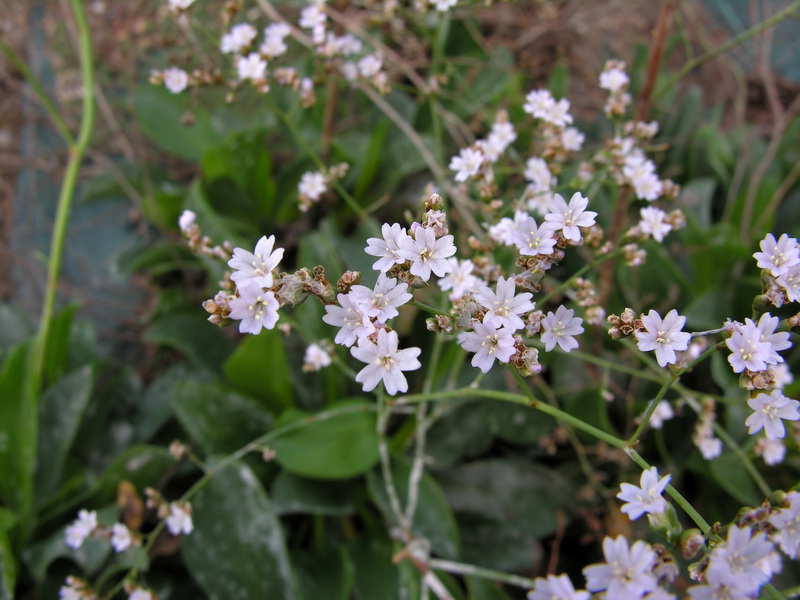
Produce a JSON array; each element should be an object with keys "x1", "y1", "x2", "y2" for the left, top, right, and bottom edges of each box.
[
  {"x1": 709, "y1": 452, "x2": 760, "y2": 507},
  {"x1": 144, "y1": 313, "x2": 234, "y2": 373},
  {"x1": 466, "y1": 576, "x2": 511, "y2": 600},
  {"x1": 182, "y1": 460, "x2": 297, "y2": 600},
  {"x1": 0, "y1": 529, "x2": 15, "y2": 600},
  {"x1": 367, "y1": 456, "x2": 460, "y2": 560},
  {"x1": 43, "y1": 305, "x2": 78, "y2": 383},
  {"x1": 223, "y1": 329, "x2": 293, "y2": 411},
  {"x1": 94, "y1": 445, "x2": 174, "y2": 504},
  {"x1": 293, "y1": 547, "x2": 353, "y2": 600},
  {"x1": 272, "y1": 471, "x2": 356, "y2": 516},
  {"x1": 271, "y1": 400, "x2": 379, "y2": 480},
  {"x1": 36, "y1": 365, "x2": 94, "y2": 501},
  {"x1": 349, "y1": 536, "x2": 418, "y2": 600},
  {"x1": 172, "y1": 381, "x2": 272, "y2": 454}
]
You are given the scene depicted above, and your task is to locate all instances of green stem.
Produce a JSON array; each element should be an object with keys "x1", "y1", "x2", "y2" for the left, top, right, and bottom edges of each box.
[
  {"x1": 429, "y1": 558, "x2": 536, "y2": 590},
  {"x1": 657, "y1": 0, "x2": 800, "y2": 100},
  {"x1": 412, "y1": 300, "x2": 448, "y2": 316},
  {"x1": 0, "y1": 39, "x2": 74, "y2": 146},
  {"x1": 628, "y1": 377, "x2": 675, "y2": 446},
  {"x1": 538, "y1": 248, "x2": 621, "y2": 306}
]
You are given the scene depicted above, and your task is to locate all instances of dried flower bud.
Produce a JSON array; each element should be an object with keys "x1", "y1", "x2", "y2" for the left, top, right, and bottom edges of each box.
[
  {"x1": 338, "y1": 270, "x2": 362, "y2": 293},
  {"x1": 679, "y1": 529, "x2": 704, "y2": 559}
]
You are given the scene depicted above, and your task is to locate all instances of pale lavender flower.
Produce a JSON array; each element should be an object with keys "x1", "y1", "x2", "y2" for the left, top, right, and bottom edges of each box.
[
  {"x1": 753, "y1": 233, "x2": 800, "y2": 277},
  {"x1": 489, "y1": 211, "x2": 529, "y2": 247},
  {"x1": 64, "y1": 509, "x2": 97, "y2": 549},
  {"x1": 776, "y1": 263, "x2": 800, "y2": 303},
  {"x1": 725, "y1": 320, "x2": 772, "y2": 373},
  {"x1": 513, "y1": 216, "x2": 557, "y2": 256},
  {"x1": 178, "y1": 209, "x2": 196, "y2": 233},
  {"x1": 166, "y1": 502, "x2": 193, "y2": 536},
  {"x1": 616, "y1": 466, "x2": 671, "y2": 521},
  {"x1": 527, "y1": 574, "x2": 589, "y2": 600},
  {"x1": 228, "y1": 235, "x2": 284, "y2": 288},
  {"x1": 561, "y1": 127, "x2": 585, "y2": 151},
  {"x1": 449, "y1": 147, "x2": 484, "y2": 182},
  {"x1": 220, "y1": 23, "x2": 257, "y2": 54},
  {"x1": 111, "y1": 523, "x2": 132, "y2": 552},
  {"x1": 303, "y1": 342, "x2": 332, "y2": 372},
  {"x1": 236, "y1": 53, "x2": 267, "y2": 82},
  {"x1": 129, "y1": 589, "x2": 154, "y2": 600},
  {"x1": 523, "y1": 89, "x2": 555, "y2": 119},
  {"x1": 365, "y1": 223, "x2": 411, "y2": 272},
  {"x1": 583, "y1": 536, "x2": 658, "y2": 599},
  {"x1": 600, "y1": 65, "x2": 629, "y2": 92},
  {"x1": 755, "y1": 437, "x2": 786, "y2": 465},
  {"x1": 163, "y1": 67, "x2": 188, "y2": 94},
  {"x1": 349, "y1": 273, "x2": 412, "y2": 322},
  {"x1": 438, "y1": 258, "x2": 484, "y2": 300},
  {"x1": 540, "y1": 305, "x2": 584, "y2": 352},
  {"x1": 698, "y1": 436, "x2": 723, "y2": 460},
  {"x1": 544, "y1": 192, "x2": 597, "y2": 241},
  {"x1": 350, "y1": 329, "x2": 421, "y2": 395},
  {"x1": 770, "y1": 491, "x2": 800, "y2": 558},
  {"x1": 705, "y1": 525, "x2": 774, "y2": 596},
  {"x1": 524, "y1": 157, "x2": 555, "y2": 196},
  {"x1": 298, "y1": 171, "x2": 327, "y2": 202},
  {"x1": 545, "y1": 98, "x2": 573, "y2": 128},
  {"x1": 474, "y1": 276, "x2": 535, "y2": 331},
  {"x1": 745, "y1": 390, "x2": 800, "y2": 439},
  {"x1": 755, "y1": 313, "x2": 791, "y2": 365},
  {"x1": 322, "y1": 293, "x2": 376, "y2": 347},
  {"x1": 228, "y1": 281, "x2": 280, "y2": 334},
  {"x1": 398, "y1": 227, "x2": 457, "y2": 281},
  {"x1": 458, "y1": 322, "x2": 516, "y2": 373},
  {"x1": 635, "y1": 309, "x2": 691, "y2": 367},
  {"x1": 639, "y1": 207, "x2": 671, "y2": 243},
  {"x1": 648, "y1": 401, "x2": 675, "y2": 429}
]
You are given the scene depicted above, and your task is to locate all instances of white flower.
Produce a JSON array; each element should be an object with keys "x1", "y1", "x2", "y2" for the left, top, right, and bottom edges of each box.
[
  {"x1": 299, "y1": 4, "x2": 326, "y2": 44},
  {"x1": 648, "y1": 401, "x2": 674, "y2": 429},
  {"x1": 221, "y1": 23, "x2": 257, "y2": 54},
  {"x1": 261, "y1": 23, "x2": 291, "y2": 57},
  {"x1": 458, "y1": 321, "x2": 516, "y2": 373},
  {"x1": 357, "y1": 53, "x2": 383, "y2": 78},
  {"x1": 228, "y1": 235, "x2": 284, "y2": 288},
  {"x1": 365, "y1": 223, "x2": 411, "y2": 272},
  {"x1": 753, "y1": 233, "x2": 800, "y2": 277},
  {"x1": 474, "y1": 276, "x2": 534, "y2": 332},
  {"x1": 322, "y1": 293, "x2": 376, "y2": 347},
  {"x1": 527, "y1": 574, "x2": 590, "y2": 600},
  {"x1": 169, "y1": 0, "x2": 196, "y2": 9},
  {"x1": 770, "y1": 491, "x2": 800, "y2": 558},
  {"x1": 513, "y1": 216, "x2": 557, "y2": 256},
  {"x1": 698, "y1": 436, "x2": 723, "y2": 460},
  {"x1": 449, "y1": 147, "x2": 484, "y2": 182},
  {"x1": 166, "y1": 502, "x2": 193, "y2": 536},
  {"x1": 705, "y1": 525, "x2": 774, "y2": 596},
  {"x1": 635, "y1": 309, "x2": 691, "y2": 367},
  {"x1": 540, "y1": 305, "x2": 584, "y2": 352},
  {"x1": 545, "y1": 98, "x2": 573, "y2": 128},
  {"x1": 616, "y1": 466, "x2": 671, "y2": 521},
  {"x1": 755, "y1": 313, "x2": 791, "y2": 365},
  {"x1": 59, "y1": 584, "x2": 82, "y2": 600},
  {"x1": 111, "y1": 523, "x2": 132, "y2": 552},
  {"x1": 298, "y1": 171, "x2": 327, "y2": 202},
  {"x1": 583, "y1": 536, "x2": 658, "y2": 599},
  {"x1": 178, "y1": 209, "x2": 196, "y2": 233},
  {"x1": 776, "y1": 262, "x2": 800, "y2": 303},
  {"x1": 64, "y1": 509, "x2": 97, "y2": 549},
  {"x1": 524, "y1": 158, "x2": 555, "y2": 195},
  {"x1": 397, "y1": 227, "x2": 457, "y2": 281},
  {"x1": 523, "y1": 89, "x2": 555, "y2": 119},
  {"x1": 129, "y1": 589, "x2": 154, "y2": 600},
  {"x1": 638, "y1": 207, "x2": 671, "y2": 243},
  {"x1": 303, "y1": 343, "x2": 332, "y2": 371},
  {"x1": 438, "y1": 258, "x2": 484, "y2": 300},
  {"x1": 163, "y1": 67, "x2": 188, "y2": 94},
  {"x1": 600, "y1": 66, "x2": 629, "y2": 92},
  {"x1": 351, "y1": 329, "x2": 421, "y2": 395},
  {"x1": 236, "y1": 53, "x2": 267, "y2": 82},
  {"x1": 745, "y1": 389, "x2": 800, "y2": 439},
  {"x1": 544, "y1": 192, "x2": 597, "y2": 241},
  {"x1": 228, "y1": 281, "x2": 280, "y2": 334},
  {"x1": 432, "y1": 0, "x2": 458, "y2": 11},
  {"x1": 725, "y1": 319, "x2": 772, "y2": 373},
  {"x1": 489, "y1": 211, "x2": 528, "y2": 246},
  {"x1": 755, "y1": 437, "x2": 785, "y2": 465},
  {"x1": 772, "y1": 363, "x2": 794, "y2": 388},
  {"x1": 561, "y1": 127, "x2": 585, "y2": 151},
  {"x1": 623, "y1": 155, "x2": 662, "y2": 201},
  {"x1": 349, "y1": 273, "x2": 412, "y2": 322}
]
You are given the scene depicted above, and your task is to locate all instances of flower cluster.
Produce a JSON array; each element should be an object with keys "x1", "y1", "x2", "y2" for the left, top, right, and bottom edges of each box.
[{"x1": 756, "y1": 233, "x2": 800, "y2": 306}]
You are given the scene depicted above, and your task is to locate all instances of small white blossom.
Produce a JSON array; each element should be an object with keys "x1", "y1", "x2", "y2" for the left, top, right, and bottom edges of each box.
[
  {"x1": 178, "y1": 209, "x2": 196, "y2": 233},
  {"x1": 623, "y1": 155, "x2": 662, "y2": 201},
  {"x1": 523, "y1": 89, "x2": 555, "y2": 119},
  {"x1": 169, "y1": 0, "x2": 196, "y2": 9},
  {"x1": 513, "y1": 216, "x2": 557, "y2": 256},
  {"x1": 638, "y1": 207, "x2": 671, "y2": 243},
  {"x1": 753, "y1": 233, "x2": 800, "y2": 277},
  {"x1": 166, "y1": 502, "x2": 193, "y2": 536},
  {"x1": 322, "y1": 293, "x2": 376, "y2": 347},
  {"x1": 349, "y1": 273, "x2": 412, "y2": 323},
  {"x1": 449, "y1": 147, "x2": 484, "y2": 182},
  {"x1": 527, "y1": 574, "x2": 590, "y2": 600},
  {"x1": 770, "y1": 491, "x2": 800, "y2": 558},
  {"x1": 545, "y1": 98, "x2": 573, "y2": 128},
  {"x1": 351, "y1": 329, "x2": 421, "y2": 395},
  {"x1": 397, "y1": 227, "x2": 457, "y2": 281},
  {"x1": 635, "y1": 309, "x2": 691, "y2": 368},
  {"x1": 458, "y1": 322, "x2": 516, "y2": 373},
  {"x1": 756, "y1": 437, "x2": 786, "y2": 465},
  {"x1": 357, "y1": 53, "x2": 383, "y2": 78},
  {"x1": 705, "y1": 525, "x2": 774, "y2": 596},
  {"x1": 228, "y1": 235, "x2": 284, "y2": 288},
  {"x1": 228, "y1": 281, "x2": 280, "y2": 334},
  {"x1": 648, "y1": 401, "x2": 674, "y2": 429},
  {"x1": 129, "y1": 589, "x2": 154, "y2": 600},
  {"x1": 600, "y1": 66, "x2": 629, "y2": 92},
  {"x1": 111, "y1": 523, "x2": 132, "y2": 552},
  {"x1": 432, "y1": 0, "x2": 458, "y2": 11},
  {"x1": 474, "y1": 276, "x2": 535, "y2": 332},
  {"x1": 698, "y1": 436, "x2": 723, "y2": 460},
  {"x1": 524, "y1": 158, "x2": 555, "y2": 197},
  {"x1": 616, "y1": 466, "x2": 671, "y2": 521},
  {"x1": 540, "y1": 305, "x2": 584, "y2": 352},
  {"x1": 236, "y1": 53, "x2": 267, "y2": 82},
  {"x1": 745, "y1": 390, "x2": 800, "y2": 440},
  {"x1": 64, "y1": 509, "x2": 97, "y2": 549},
  {"x1": 365, "y1": 223, "x2": 411, "y2": 272},
  {"x1": 221, "y1": 23, "x2": 257, "y2": 54},
  {"x1": 303, "y1": 343, "x2": 332, "y2": 372},
  {"x1": 544, "y1": 192, "x2": 597, "y2": 242},
  {"x1": 755, "y1": 313, "x2": 791, "y2": 365},
  {"x1": 163, "y1": 67, "x2": 188, "y2": 94},
  {"x1": 583, "y1": 536, "x2": 658, "y2": 599},
  {"x1": 437, "y1": 258, "x2": 484, "y2": 300},
  {"x1": 561, "y1": 127, "x2": 585, "y2": 151},
  {"x1": 489, "y1": 211, "x2": 528, "y2": 247},
  {"x1": 725, "y1": 319, "x2": 772, "y2": 373},
  {"x1": 298, "y1": 171, "x2": 327, "y2": 202}
]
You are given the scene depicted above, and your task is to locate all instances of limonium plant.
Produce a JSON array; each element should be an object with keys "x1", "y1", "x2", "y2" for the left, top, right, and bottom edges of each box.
[{"x1": 50, "y1": 1, "x2": 800, "y2": 599}]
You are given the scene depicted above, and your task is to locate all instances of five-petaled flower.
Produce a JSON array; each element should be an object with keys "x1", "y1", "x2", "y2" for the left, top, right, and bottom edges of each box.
[
  {"x1": 228, "y1": 235, "x2": 284, "y2": 288},
  {"x1": 616, "y1": 466, "x2": 671, "y2": 521},
  {"x1": 350, "y1": 329, "x2": 421, "y2": 395},
  {"x1": 745, "y1": 390, "x2": 800, "y2": 440},
  {"x1": 635, "y1": 309, "x2": 691, "y2": 367}
]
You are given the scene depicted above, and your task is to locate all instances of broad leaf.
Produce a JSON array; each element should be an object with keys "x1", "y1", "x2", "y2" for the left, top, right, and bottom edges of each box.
[
  {"x1": 223, "y1": 329, "x2": 293, "y2": 411},
  {"x1": 272, "y1": 471, "x2": 356, "y2": 517}
]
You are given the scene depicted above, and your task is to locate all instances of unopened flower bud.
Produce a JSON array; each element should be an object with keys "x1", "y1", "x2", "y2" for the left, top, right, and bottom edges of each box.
[
  {"x1": 679, "y1": 528, "x2": 705, "y2": 559},
  {"x1": 338, "y1": 270, "x2": 361, "y2": 293}
]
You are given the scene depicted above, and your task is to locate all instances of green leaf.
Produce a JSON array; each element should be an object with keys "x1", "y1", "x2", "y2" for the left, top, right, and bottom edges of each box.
[
  {"x1": 223, "y1": 329, "x2": 293, "y2": 411},
  {"x1": 43, "y1": 304, "x2": 79, "y2": 383},
  {"x1": 367, "y1": 456, "x2": 460, "y2": 560},
  {"x1": 349, "y1": 536, "x2": 418, "y2": 600},
  {"x1": 709, "y1": 452, "x2": 760, "y2": 507},
  {"x1": 182, "y1": 460, "x2": 297, "y2": 600},
  {"x1": 172, "y1": 381, "x2": 273, "y2": 454},
  {"x1": 293, "y1": 547, "x2": 353, "y2": 600},
  {"x1": 466, "y1": 576, "x2": 511, "y2": 600},
  {"x1": 36, "y1": 365, "x2": 94, "y2": 501},
  {"x1": 353, "y1": 119, "x2": 389, "y2": 202},
  {"x1": 144, "y1": 313, "x2": 235, "y2": 373},
  {"x1": 0, "y1": 304, "x2": 33, "y2": 359},
  {"x1": 0, "y1": 529, "x2": 15, "y2": 600},
  {"x1": 271, "y1": 400, "x2": 379, "y2": 480},
  {"x1": 135, "y1": 84, "x2": 222, "y2": 160},
  {"x1": 272, "y1": 471, "x2": 356, "y2": 517},
  {"x1": 94, "y1": 445, "x2": 174, "y2": 504}
]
